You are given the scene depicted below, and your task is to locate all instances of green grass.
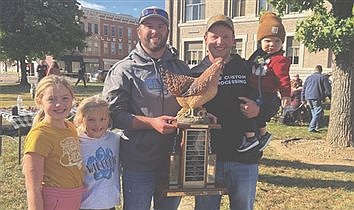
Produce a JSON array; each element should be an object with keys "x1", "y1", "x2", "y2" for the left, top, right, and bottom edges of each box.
[
  {"x1": 1, "y1": 82, "x2": 353, "y2": 209},
  {"x1": 255, "y1": 123, "x2": 354, "y2": 210},
  {"x1": 0, "y1": 81, "x2": 104, "y2": 108}
]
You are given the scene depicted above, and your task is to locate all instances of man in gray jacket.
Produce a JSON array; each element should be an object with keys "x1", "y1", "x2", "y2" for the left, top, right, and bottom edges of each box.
[
  {"x1": 102, "y1": 6, "x2": 190, "y2": 210},
  {"x1": 301, "y1": 65, "x2": 331, "y2": 132}
]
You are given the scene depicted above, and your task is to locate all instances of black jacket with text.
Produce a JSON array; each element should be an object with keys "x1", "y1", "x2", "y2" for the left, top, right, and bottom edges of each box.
[{"x1": 192, "y1": 54, "x2": 263, "y2": 163}]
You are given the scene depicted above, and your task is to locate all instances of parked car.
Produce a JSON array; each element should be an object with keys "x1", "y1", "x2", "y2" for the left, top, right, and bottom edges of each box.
[{"x1": 93, "y1": 69, "x2": 109, "y2": 82}]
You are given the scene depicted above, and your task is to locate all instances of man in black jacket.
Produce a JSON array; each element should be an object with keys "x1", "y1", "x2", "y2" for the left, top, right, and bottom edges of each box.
[
  {"x1": 193, "y1": 14, "x2": 261, "y2": 210},
  {"x1": 75, "y1": 63, "x2": 87, "y2": 87},
  {"x1": 36, "y1": 60, "x2": 48, "y2": 82}
]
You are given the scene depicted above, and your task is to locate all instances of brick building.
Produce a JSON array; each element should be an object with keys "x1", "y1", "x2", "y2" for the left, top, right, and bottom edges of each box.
[{"x1": 77, "y1": 7, "x2": 139, "y2": 74}]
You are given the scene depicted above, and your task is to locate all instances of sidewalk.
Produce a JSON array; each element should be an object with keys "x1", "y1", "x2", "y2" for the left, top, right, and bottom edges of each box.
[
  {"x1": 0, "y1": 73, "x2": 77, "y2": 84},
  {"x1": 0, "y1": 73, "x2": 20, "y2": 83}
]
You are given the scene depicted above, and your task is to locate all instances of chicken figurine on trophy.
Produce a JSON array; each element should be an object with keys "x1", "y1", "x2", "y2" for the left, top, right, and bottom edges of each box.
[
  {"x1": 160, "y1": 58, "x2": 228, "y2": 196},
  {"x1": 161, "y1": 58, "x2": 224, "y2": 124}
]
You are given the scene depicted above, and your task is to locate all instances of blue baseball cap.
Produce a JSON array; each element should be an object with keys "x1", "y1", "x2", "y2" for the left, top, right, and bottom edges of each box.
[{"x1": 139, "y1": 6, "x2": 169, "y2": 26}]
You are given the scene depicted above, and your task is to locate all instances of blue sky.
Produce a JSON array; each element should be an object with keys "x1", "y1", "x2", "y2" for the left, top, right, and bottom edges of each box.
[{"x1": 78, "y1": 0, "x2": 165, "y2": 17}]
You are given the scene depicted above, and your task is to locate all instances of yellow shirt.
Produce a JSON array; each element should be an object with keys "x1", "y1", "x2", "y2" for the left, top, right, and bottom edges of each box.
[{"x1": 24, "y1": 120, "x2": 83, "y2": 188}]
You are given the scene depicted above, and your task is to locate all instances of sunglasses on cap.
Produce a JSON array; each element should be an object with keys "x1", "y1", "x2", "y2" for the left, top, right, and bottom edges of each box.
[{"x1": 140, "y1": 7, "x2": 169, "y2": 20}]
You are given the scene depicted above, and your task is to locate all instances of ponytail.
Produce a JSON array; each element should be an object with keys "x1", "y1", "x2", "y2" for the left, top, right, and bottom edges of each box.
[{"x1": 32, "y1": 109, "x2": 45, "y2": 128}]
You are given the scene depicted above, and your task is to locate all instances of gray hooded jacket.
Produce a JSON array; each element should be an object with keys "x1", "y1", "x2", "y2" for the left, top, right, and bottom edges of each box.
[{"x1": 102, "y1": 42, "x2": 190, "y2": 171}]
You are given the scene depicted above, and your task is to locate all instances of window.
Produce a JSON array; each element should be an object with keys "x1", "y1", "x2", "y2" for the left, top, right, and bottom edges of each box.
[
  {"x1": 232, "y1": 39, "x2": 243, "y2": 55},
  {"x1": 286, "y1": 36, "x2": 300, "y2": 65},
  {"x1": 103, "y1": 42, "x2": 109, "y2": 54},
  {"x1": 128, "y1": 44, "x2": 132, "y2": 53},
  {"x1": 111, "y1": 25, "x2": 116, "y2": 37},
  {"x1": 94, "y1": 24, "x2": 98, "y2": 34},
  {"x1": 285, "y1": 4, "x2": 297, "y2": 14},
  {"x1": 85, "y1": 46, "x2": 91, "y2": 52},
  {"x1": 84, "y1": 40, "x2": 99, "y2": 54},
  {"x1": 257, "y1": 0, "x2": 273, "y2": 14},
  {"x1": 184, "y1": 41, "x2": 203, "y2": 66},
  {"x1": 230, "y1": 0, "x2": 245, "y2": 17},
  {"x1": 118, "y1": 27, "x2": 123, "y2": 38},
  {"x1": 103, "y1": 24, "x2": 108, "y2": 36},
  {"x1": 85, "y1": 41, "x2": 90, "y2": 52},
  {"x1": 127, "y1": 28, "x2": 132, "y2": 39},
  {"x1": 111, "y1": 43, "x2": 116, "y2": 55},
  {"x1": 118, "y1": 43, "x2": 123, "y2": 55},
  {"x1": 185, "y1": 0, "x2": 205, "y2": 21},
  {"x1": 87, "y1": 23, "x2": 92, "y2": 33},
  {"x1": 92, "y1": 42, "x2": 99, "y2": 53}
]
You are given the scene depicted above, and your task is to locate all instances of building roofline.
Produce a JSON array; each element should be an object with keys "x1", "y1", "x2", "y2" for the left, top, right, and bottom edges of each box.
[{"x1": 81, "y1": 6, "x2": 138, "y2": 23}]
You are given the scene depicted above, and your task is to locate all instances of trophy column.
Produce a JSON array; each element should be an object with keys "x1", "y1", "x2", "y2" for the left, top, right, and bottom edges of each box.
[{"x1": 161, "y1": 123, "x2": 228, "y2": 196}]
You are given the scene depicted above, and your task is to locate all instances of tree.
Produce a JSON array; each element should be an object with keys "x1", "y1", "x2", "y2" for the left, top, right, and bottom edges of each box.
[
  {"x1": 0, "y1": 0, "x2": 86, "y2": 85},
  {"x1": 268, "y1": 0, "x2": 354, "y2": 147}
]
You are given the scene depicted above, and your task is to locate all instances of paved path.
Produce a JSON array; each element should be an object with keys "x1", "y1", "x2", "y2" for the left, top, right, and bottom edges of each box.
[
  {"x1": 0, "y1": 73, "x2": 19, "y2": 83},
  {"x1": 0, "y1": 74, "x2": 77, "y2": 84}
]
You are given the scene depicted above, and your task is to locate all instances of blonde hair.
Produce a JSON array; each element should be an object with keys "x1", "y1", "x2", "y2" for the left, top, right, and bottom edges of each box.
[
  {"x1": 73, "y1": 95, "x2": 110, "y2": 135},
  {"x1": 32, "y1": 75, "x2": 74, "y2": 127}
]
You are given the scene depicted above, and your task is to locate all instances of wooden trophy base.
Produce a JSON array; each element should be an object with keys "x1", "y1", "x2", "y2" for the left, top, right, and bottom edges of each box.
[{"x1": 160, "y1": 122, "x2": 228, "y2": 197}]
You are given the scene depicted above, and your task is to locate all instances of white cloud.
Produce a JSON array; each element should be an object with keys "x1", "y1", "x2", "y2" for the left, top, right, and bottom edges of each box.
[{"x1": 77, "y1": 0, "x2": 106, "y2": 11}]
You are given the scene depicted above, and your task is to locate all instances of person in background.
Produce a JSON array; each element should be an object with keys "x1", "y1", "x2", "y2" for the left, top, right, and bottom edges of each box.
[
  {"x1": 102, "y1": 6, "x2": 190, "y2": 210},
  {"x1": 301, "y1": 64, "x2": 331, "y2": 132},
  {"x1": 323, "y1": 72, "x2": 332, "y2": 100},
  {"x1": 36, "y1": 59, "x2": 48, "y2": 82},
  {"x1": 290, "y1": 80, "x2": 303, "y2": 109},
  {"x1": 280, "y1": 79, "x2": 304, "y2": 125},
  {"x1": 75, "y1": 62, "x2": 87, "y2": 87},
  {"x1": 237, "y1": 12, "x2": 291, "y2": 153},
  {"x1": 292, "y1": 74, "x2": 303, "y2": 87},
  {"x1": 74, "y1": 96, "x2": 120, "y2": 210},
  {"x1": 192, "y1": 14, "x2": 261, "y2": 210},
  {"x1": 23, "y1": 75, "x2": 84, "y2": 210},
  {"x1": 46, "y1": 61, "x2": 61, "y2": 76},
  {"x1": 26, "y1": 63, "x2": 31, "y2": 75}
]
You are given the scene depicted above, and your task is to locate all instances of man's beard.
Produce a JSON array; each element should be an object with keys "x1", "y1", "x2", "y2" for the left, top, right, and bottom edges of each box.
[{"x1": 143, "y1": 36, "x2": 168, "y2": 52}]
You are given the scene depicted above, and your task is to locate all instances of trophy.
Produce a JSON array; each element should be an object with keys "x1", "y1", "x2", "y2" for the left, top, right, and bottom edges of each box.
[{"x1": 160, "y1": 60, "x2": 228, "y2": 196}]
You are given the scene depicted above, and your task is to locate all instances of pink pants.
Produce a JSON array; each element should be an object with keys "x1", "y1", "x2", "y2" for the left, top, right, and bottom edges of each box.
[{"x1": 42, "y1": 186, "x2": 85, "y2": 210}]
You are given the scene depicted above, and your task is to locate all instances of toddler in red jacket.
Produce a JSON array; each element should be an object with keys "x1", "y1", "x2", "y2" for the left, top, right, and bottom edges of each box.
[{"x1": 238, "y1": 12, "x2": 291, "y2": 152}]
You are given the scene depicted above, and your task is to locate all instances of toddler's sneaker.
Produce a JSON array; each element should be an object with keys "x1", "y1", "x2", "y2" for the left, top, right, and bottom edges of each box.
[
  {"x1": 237, "y1": 136, "x2": 259, "y2": 152},
  {"x1": 258, "y1": 132, "x2": 272, "y2": 151}
]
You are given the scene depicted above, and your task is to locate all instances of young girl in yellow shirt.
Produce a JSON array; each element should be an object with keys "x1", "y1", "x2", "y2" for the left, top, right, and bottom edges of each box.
[{"x1": 23, "y1": 75, "x2": 84, "y2": 210}]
